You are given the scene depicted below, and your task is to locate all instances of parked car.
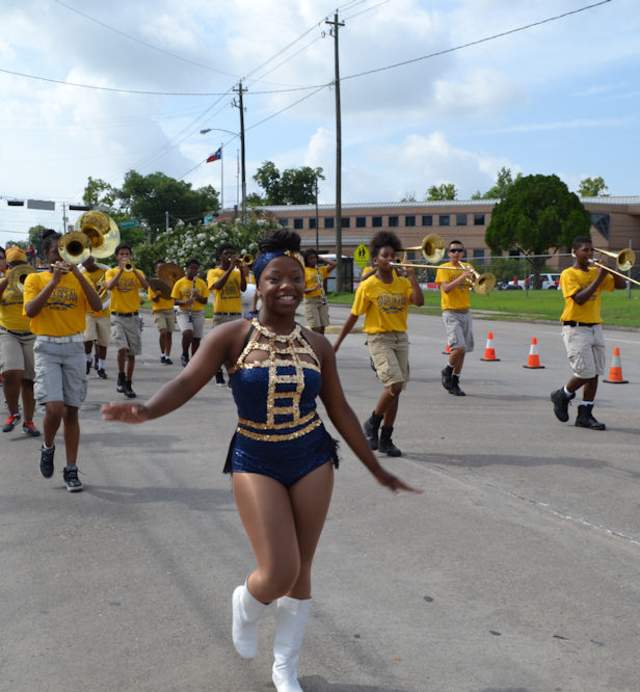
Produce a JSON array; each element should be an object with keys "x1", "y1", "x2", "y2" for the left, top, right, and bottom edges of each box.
[{"x1": 514, "y1": 273, "x2": 560, "y2": 289}]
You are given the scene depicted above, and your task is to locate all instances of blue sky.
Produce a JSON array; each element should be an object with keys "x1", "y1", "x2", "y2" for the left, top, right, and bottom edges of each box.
[{"x1": 1, "y1": 0, "x2": 638, "y2": 247}]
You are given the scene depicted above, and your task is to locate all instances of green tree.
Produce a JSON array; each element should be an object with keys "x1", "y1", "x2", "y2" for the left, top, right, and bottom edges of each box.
[
  {"x1": 400, "y1": 192, "x2": 417, "y2": 202},
  {"x1": 27, "y1": 225, "x2": 48, "y2": 256},
  {"x1": 426, "y1": 183, "x2": 457, "y2": 201},
  {"x1": 253, "y1": 162, "x2": 324, "y2": 205},
  {"x1": 482, "y1": 167, "x2": 522, "y2": 200},
  {"x1": 578, "y1": 176, "x2": 608, "y2": 197},
  {"x1": 486, "y1": 174, "x2": 590, "y2": 287},
  {"x1": 82, "y1": 176, "x2": 118, "y2": 209}
]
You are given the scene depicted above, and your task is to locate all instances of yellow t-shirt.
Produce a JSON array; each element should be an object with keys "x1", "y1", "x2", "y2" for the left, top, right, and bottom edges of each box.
[
  {"x1": 104, "y1": 268, "x2": 145, "y2": 314},
  {"x1": 147, "y1": 286, "x2": 174, "y2": 312},
  {"x1": 304, "y1": 265, "x2": 330, "y2": 299},
  {"x1": 559, "y1": 266, "x2": 614, "y2": 323},
  {"x1": 171, "y1": 277, "x2": 208, "y2": 312},
  {"x1": 22, "y1": 271, "x2": 89, "y2": 336},
  {"x1": 351, "y1": 273, "x2": 413, "y2": 334},
  {"x1": 207, "y1": 267, "x2": 242, "y2": 313},
  {"x1": 0, "y1": 277, "x2": 31, "y2": 332},
  {"x1": 435, "y1": 262, "x2": 471, "y2": 311},
  {"x1": 81, "y1": 265, "x2": 109, "y2": 319}
]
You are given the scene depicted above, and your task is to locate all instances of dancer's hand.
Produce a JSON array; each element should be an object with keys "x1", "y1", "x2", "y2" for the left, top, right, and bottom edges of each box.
[
  {"x1": 101, "y1": 402, "x2": 150, "y2": 424},
  {"x1": 374, "y1": 467, "x2": 422, "y2": 494}
]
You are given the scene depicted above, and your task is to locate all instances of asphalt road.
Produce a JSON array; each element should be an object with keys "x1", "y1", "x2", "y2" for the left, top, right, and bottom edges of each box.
[{"x1": 2, "y1": 308, "x2": 639, "y2": 692}]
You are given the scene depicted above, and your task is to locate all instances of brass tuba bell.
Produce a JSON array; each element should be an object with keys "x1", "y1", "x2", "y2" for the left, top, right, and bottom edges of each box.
[
  {"x1": 58, "y1": 231, "x2": 91, "y2": 264},
  {"x1": 75, "y1": 210, "x2": 120, "y2": 259},
  {"x1": 6, "y1": 263, "x2": 36, "y2": 293}
]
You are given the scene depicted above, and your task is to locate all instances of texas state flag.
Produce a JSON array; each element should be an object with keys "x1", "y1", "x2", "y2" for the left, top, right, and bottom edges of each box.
[{"x1": 206, "y1": 147, "x2": 222, "y2": 163}]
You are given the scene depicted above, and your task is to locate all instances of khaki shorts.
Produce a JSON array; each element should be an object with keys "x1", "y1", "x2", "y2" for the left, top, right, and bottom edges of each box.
[
  {"x1": 176, "y1": 311, "x2": 205, "y2": 339},
  {"x1": 562, "y1": 324, "x2": 606, "y2": 379},
  {"x1": 212, "y1": 312, "x2": 242, "y2": 328},
  {"x1": 111, "y1": 314, "x2": 142, "y2": 356},
  {"x1": 442, "y1": 310, "x2": 474, "y2": 352},
  {"x1": 304, "y1": 297, "x2": 329, "y2": 329},
  {"x1": 84, "y1": 314, "x2": 110, "y2": 348},
  {"x1": 0, "y1": 328, "x2": 35, "y2": 380},
  {"x1": 153, "y1": 309, "x2": 176, "y2": 333},
  {"x1": 34, "y1": 338, "x2": 87, "y2": 407},
  {"x1": 367, "y1": 331, "x2": 409, "y2": 389}
]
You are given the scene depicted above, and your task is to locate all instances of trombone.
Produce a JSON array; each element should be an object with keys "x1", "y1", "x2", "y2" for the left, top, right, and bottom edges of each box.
[{"x1": 588, "y1": 247, "x2": 640, "y2": 286}]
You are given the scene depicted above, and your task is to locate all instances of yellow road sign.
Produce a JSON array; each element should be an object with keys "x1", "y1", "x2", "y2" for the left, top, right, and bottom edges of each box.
[{"x1": 354, "y1": 243, "x2": 370, "y2": 269}]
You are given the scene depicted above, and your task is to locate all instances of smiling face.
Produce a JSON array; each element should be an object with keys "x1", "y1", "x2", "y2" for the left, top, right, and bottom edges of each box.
[{"x1": 258, "y1": 255, "x2": 305, "y2": 317}]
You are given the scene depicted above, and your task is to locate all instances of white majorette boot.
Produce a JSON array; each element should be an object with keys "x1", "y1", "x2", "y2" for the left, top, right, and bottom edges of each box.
[
  {"x1": 231, "y1": 582, "x2": 268, "y2": 659},
  {"x1": 272, "y1": 596, "x2": 312, "y2": 692}
]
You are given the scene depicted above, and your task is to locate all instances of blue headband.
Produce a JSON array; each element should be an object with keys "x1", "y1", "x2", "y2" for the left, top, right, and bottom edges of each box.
[{"x1": 253, "y1": 250, "x2": 304, "y2": 284}]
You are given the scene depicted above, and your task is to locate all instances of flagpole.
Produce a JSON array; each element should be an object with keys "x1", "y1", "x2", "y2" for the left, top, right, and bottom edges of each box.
[{"x1": 220, "y1": 143, "x2": 224, "y2": 212}]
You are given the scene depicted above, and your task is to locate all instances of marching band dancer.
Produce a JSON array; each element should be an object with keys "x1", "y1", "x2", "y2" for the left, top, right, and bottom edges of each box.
[
  {"x1": 303, "y1": 250, "x2": 336, "y2": 334},
  {"x1": 550, "y1": 236, "x2": 626, "y2": 430},
  {"x1": 23, "y1": 230, "x2": 102, "y2": 491},
  {"x1": 104, "y1": 244, "x2": 149, "y2": 400},
  {"x1": 333, "y1": 231, "x2": 424, "y2": 457},
  {"x1": 0, "y1": 246, "x2": 7, "y2": 390},
  {"x1": 435, "y1": 240, "x2": 475, "y2": 397},
  {"x1": 0, "y1": 247, "x2": 40, "y2": 436},
  {"x1": 102, "y1": 229, "x2": 419, "y2": 692},
  {"x1": 171, "y1": 259, "x2": 208, "y2": 367},
  {"x1": 81, "y1": 254, "x2": 110, "y2": 379},
  {"x1": 148, "y1": 259, "x2": 176, "y2": 365},
  {"x1": 207, "y1": 244, "x2": 247, "y2": 386}
]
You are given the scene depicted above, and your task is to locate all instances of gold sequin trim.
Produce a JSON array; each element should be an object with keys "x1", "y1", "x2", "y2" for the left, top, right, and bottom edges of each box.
[
  {"x1": 237, "y1": 418, "x2": 322, "y2": 442},
  {"x1": 237, "y1": 410, "x2": 317, "y2": 431}
]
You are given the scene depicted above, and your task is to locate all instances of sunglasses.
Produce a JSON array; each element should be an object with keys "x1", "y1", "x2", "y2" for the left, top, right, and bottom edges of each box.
[{"x1": 449, "y1": 248, "x2": 465, "y2": 253}]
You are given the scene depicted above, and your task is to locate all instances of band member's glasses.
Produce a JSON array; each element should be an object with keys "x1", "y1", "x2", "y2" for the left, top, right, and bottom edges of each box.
[{"x1": 449, "y1": 248, "x2": 465, "y2": 253}]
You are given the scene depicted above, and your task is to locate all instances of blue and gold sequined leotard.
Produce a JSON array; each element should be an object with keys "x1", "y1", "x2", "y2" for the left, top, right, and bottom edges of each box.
[{"x1": 224, "y1": 319, "x2": 338, "y2": 487}]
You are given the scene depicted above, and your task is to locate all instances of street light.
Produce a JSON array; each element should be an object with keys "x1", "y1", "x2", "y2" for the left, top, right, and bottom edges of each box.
[{"x1": 200, "y1": 129, "x2": 239, "y2": 213}]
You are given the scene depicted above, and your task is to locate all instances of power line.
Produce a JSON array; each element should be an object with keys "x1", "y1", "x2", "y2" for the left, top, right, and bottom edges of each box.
[
  {"x1": 343, "y1": 0, "x2": 392, "y2": 21},
  {"x1": 246, "y1": 84, "x2": 329, "y2": 133},
  {"x1": 53, "y1": 0, "x2": 240, "y2": 79}
]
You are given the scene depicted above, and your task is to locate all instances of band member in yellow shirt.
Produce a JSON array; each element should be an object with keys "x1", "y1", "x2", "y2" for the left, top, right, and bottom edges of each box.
[
  {"x1": 81, "y1": 255, "x2": 110, "y2": 379},
  {"x1": 207, "y1": 244, "x2": 247, "y2": 385},
  {"x1": 333, "y1": 231, "x2": 424, "y2": 456},
  {"x1": 148, "y1": 259, "x2": 176, "y2": 365},
  {"x1": 172, "y1": 259, "x2": 208, "y2": 367},
  {"x1": 550, "y1": 236, "x2": 626, "y2": 430},
  {"x1": 303, "y1": 250, "x2": 336, "y2": 334},
  {"x1": 104, "y1": 244, "x2": 149, "y2": 399},
  {"x1": 23, "y1": 230, "x2": 102, "y2": 492},
  {"x1": 0, "y1": 246, "x2": 40, "y2": 437},
  {"x1": 435, "y1": 240, "x2": 476, "y2": 397}
]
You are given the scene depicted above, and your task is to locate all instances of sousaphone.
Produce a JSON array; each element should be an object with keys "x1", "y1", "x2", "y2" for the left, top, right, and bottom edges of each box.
[{"x1": 75, "y1": 210, "x2": 121, "y2": 259}]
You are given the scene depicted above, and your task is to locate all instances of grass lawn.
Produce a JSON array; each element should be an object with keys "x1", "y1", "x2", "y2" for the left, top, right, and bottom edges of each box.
[{"x1": 328, "y1": 289, "x2": 640, "y2": 328}]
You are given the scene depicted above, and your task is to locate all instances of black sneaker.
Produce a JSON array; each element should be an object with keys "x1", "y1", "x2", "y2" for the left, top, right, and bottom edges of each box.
[
  {"x1": 181, "y1": 353, "x2": 189, "y2": 367},
  {"x1": 448, "y1": 375, "x2": 466, "y2": 396},
  {"x1": 86, "y1": 360, "x2": 92, "y2": 375},
  {"x1": 94, "y1": 356, "x2": 99, "y2": 372},
  {"x1": 116, "y1": 372, "x2": 126, "y2": 393},
  {"x1": 441, "y1": 366, "x2": 453, "y2": 391},
  {"x1": 215, "y1": 370, "x2": 225, "y2": 387},
  {"x1": 379, "y1": 426, "x2": 402, "y2": 457},
  {"x1": 161, "y1": 355, "x2": 167, "y2": 364},
  {"x1": 63, "y1": 465, "x2": 83, "y2": 492},
  {"x1": 164, "y1": 357, "x2": 173, "y2": 365},
  {"x1": 363, "y1": 413, "x2": 382, "y2": 451},
  {"x1": 40, "y1": 445, "x2": 55, "y2": 478},
  {"x1": 124, "y1": 380, "x2": 137, "y2": 399},
  {"x1": 550, "y1": 388, "x2": 574, "y2": 422},
  {"x1": 575, "y1": 405, "x2": 606, "y2": 430},
  {"x1": 97, "y1": 368, "x2": 108, "y2": 380}
]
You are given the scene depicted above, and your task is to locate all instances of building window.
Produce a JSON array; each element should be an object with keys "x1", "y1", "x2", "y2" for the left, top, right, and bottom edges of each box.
[
  {"x1": 474, "y1": 213, "x2": 485, "y2": 226},
  {"x1": 591, "y1": 213, "x2": 610, "y2": 238},
  {"x1": 356, "y1": 216, "x2": 366, "y2": 228},
  {"x1": 389, "y1": 215, "x2": 399, "y2": 227},
  {"x1": 341, "y1": 217, "x2": 350, "y2": 228},
  {"x1": 293, "y1": 218, "x2": 304, "y2": 230},
  {"x1": 278, "y1": 218, "x2": 288, "y2": 227},
  {"x1": 372, "y1": 216, "x2": 382, "y2": 227},
  {"x1": 309, "y1": 217, "x2": 317, "y2": 229},
  {"x1": 456, "y1": 213, "x2": 467, "y2": 226},
  {"x1": 324, "y1": 217, "x2": 334, "y2": 229},
  {"x1": 405, "y1": 215, "x2": 416, "y2": 227},
  {"x1": 439, "y1": 215, "x2": 450, "y2": 227},
  {"x1": 473, "y1": 249, "x2": 485, "y2": 260},
  {"x1": 422, "y1": 215, "x2": 433, "y2": 227}
]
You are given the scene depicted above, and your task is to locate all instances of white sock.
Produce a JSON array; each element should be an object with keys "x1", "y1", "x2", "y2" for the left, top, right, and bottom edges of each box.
[
  {"x1": 43, "y1": 442, "x2": 54, "y2": 449},
  {"x1": 563, "y1": 386, "x2": 573, "y2": 397},
  {"x1": 99, "y1": 359, "x2": 106, "y2": 369},
  {"x1": 164, "y1": 351, "x2": 171, "y2": 357},
  {"x1": 583, "y1": 400, "x2": 594, "y2": 406},
  {"x1": 86, "y1": 354, "x2": 92, "y2": 362}
]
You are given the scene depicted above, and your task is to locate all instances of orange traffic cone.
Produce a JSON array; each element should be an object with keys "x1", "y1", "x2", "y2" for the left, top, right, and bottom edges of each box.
[
  {"x1": 480, "y1": 331, "x2": 500, "y2": 361},
  {"x1": 523, "y1": 337, "x2": 545, "y2": 369},
  {"x1": 442, "y1": 343, "x2": 452, "y2": 355},
  {"x1": 604, "y1": 346, "x2": 629, "y2": 383}
]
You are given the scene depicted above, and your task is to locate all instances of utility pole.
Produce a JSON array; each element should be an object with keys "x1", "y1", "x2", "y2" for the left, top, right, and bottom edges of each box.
[
  {"x1": 165, "y1": 210, "x2": 170, "y2": 233},
  {"x1": 314, "y1": 173, "x2": 320, "y2": 251},
  {"x1": 62, "y1": 202, "x2": 68, "y2": 233},
  {"x1": 233, "y1": 82, "x2": 248, "y2": 223},
  {"x1": 325, "y1": 12, "x2": 345, "y2": 291}
]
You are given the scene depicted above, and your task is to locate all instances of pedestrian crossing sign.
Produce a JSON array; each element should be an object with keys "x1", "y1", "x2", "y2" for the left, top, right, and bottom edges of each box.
[{"x1": 354, "y1": 243, "x2": 370, "y2": 268}]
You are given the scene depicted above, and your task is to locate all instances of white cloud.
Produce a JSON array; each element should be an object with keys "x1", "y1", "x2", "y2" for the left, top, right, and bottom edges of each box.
[{"x1": 479, "y1": 116, "x2": 635, "y2": 135}]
